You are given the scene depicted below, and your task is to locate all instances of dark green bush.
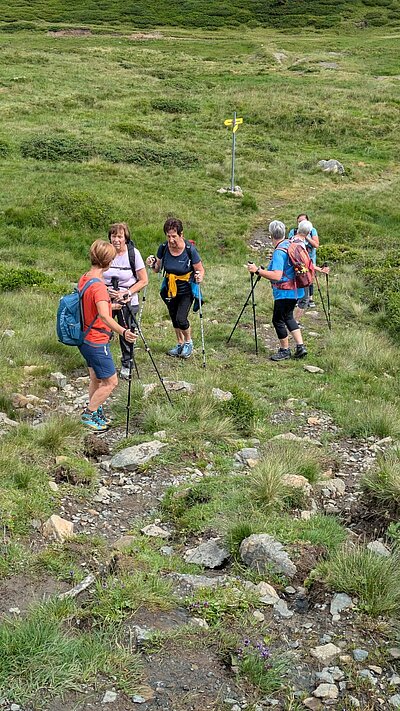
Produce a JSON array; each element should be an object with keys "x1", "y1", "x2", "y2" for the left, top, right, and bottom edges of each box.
[
  {"x1": 0, "y1": 266, "x2": 53, "y2": 291},
  {"x1": 4, "y1": 205, "x2": 48, "y2": 228},
  {"x1": 21, "y1": 135, "x2": 94, "y2": 162},
  {"x1": 151, "y1": 98, "x2": 197, "y2": 114},
  {"x1": 102, "y1": 144, "x2": 198, "y2": 168},
  {"x1": 0, "y1": 140, "x2": 10, "y2": 157},
  {"x1": 317, "y1": 243, "x2": 361, "y2": 264},
  {"x1": 49, "y1": 191, "x2": 114, "y2": 230},
  {"x1": 240, "y1": 194, "x2": 258, "y2": 212},
  {"x1": 222, "y1": 386, "x2": 256, "y2": 435}
]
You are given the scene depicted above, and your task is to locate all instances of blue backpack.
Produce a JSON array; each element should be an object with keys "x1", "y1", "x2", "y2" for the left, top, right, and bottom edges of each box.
[{"x1": 56, "y1": 278, "x2": 101, "y2": 346}]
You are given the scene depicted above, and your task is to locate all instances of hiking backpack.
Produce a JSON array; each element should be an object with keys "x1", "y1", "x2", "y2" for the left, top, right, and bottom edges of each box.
[
  {"x1": 127, "y1": 240, "x2": 137, "y2": 279},
  {"x1": 159, "y1": 239, "x2": 195, "y2": 273},
  {"x1": 278, "y1": 238, "x2": 314, "y2": 289},
  {"x1": 56, "y1": 278, "x2": 101, "y2": 346}
]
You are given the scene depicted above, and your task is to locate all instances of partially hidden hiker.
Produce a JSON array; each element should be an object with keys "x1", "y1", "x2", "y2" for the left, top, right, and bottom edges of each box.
[
  {"x1": 289, "y1": 213, "x2": 319, "y2": 309},
  {"x1": 146, "y1": 217, "x2": 205, "y2": 359},
  {"x1": 246, "y1": 220, "x2": 307, "y2": 361},
  {"x1": 78, "y1": 240, "x2": 136, "y2": 431},
  {"x1": 293, "y1": 220, "x2": 329, "y2": 325},
  {"x1": 103, "y1": 222, "x2": 148, "y2": 380}
]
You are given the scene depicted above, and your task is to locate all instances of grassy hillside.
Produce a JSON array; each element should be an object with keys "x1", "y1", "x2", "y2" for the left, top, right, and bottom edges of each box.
[{"x1": 1, "y1": 0, "x2": 400, "y2": 29}]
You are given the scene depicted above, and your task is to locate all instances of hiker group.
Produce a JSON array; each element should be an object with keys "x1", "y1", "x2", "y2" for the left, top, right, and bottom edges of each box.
[{"x1": 57, "y1": 213, "x2": 329, "y2": 433}]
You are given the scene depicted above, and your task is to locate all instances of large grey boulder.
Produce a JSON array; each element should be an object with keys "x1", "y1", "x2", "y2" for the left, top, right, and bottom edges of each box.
[
  {"x1": 184, "y1": 538, "x2": 229, "y2": 569},
  {"x1": 110, "y1": 440, "x2": 167, "y2": 471},
  {"x1": 318, "y1": 159, "x2": 345, "y2": 175},
  {"x1": 239, "y1": 534, "x2": 297, "y2": 578}
]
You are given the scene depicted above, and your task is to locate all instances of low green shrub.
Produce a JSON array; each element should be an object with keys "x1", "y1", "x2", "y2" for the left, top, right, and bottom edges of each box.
[
  {"x1": 362, "y1": 447, "x2": 400, "y2": 510},
  {"x1": 49, "y1": 190, "x2": 114, "y2": 229},
  {"x1": 102, "y1": 144, "x2": 198, "y2": 168},
  {"x1": 240, "y1": 194, "x2": 258, "y2": 212},
  {"x1": 325, "y1": 546, "x2": 400, "y2": 617},
  {"x1": 151, "y1": 98, "x2": 197, "y2": 114},
  {"x1": 0, "y1": 266, "x2": 53, "y2": 291},
  {"x1": 317, "y1": 243, "x2": 361, "y2": 265},
  {"x1": 21, "y1": 135, "x2": 94, "y2": 162},
  {"x1": 0, "y1": 140, "x2": 10, "y2": 157},
  {"x1": 221, "y1": 386, "x2": 256, "y2": 435}
]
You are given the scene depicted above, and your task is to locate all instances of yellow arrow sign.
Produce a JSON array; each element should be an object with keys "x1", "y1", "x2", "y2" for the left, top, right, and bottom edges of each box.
[{"x1": 224, "y1": 117, "x2": 243, "y2": 127}]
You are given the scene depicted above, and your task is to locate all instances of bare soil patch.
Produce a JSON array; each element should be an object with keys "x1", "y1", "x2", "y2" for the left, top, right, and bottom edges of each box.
[{"x1": 0, "y1": 574, "x2": 69, "y2": 619}]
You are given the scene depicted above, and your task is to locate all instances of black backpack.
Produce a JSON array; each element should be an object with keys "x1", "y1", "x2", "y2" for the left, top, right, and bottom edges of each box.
[
  {"x1": 159, "y1": 240, "x2": 195, "y2": 273},
  {"x1": 127, "y1": 240, "x2": 137, "y2": 279}
]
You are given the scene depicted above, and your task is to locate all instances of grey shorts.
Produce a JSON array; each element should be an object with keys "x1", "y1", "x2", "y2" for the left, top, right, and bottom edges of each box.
[{"x1": 297, "y1": 286, "x2": 310, "y2": 310}]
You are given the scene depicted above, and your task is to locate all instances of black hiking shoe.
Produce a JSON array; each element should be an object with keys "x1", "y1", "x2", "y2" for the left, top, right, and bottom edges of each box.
[
  {"x1": 293, "y1": 344, "x2": 308, "y2": 359},
  {"x1": 270, "y1": 348, "x2": 291, "y2": 361}
]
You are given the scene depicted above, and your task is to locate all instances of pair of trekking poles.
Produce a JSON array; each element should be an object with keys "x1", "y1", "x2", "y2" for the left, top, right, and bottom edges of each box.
[
  {"x1": 119, "y1": 271, "x2": 206, "y2": 437},
  {"x1": 227, "y1": 263, "x2": 331, "y2": 352}
]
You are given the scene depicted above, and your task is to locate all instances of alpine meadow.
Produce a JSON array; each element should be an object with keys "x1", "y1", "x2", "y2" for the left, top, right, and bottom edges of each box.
[{"x1": 0, "y1": 1, "x2": 400, "y2": 709}]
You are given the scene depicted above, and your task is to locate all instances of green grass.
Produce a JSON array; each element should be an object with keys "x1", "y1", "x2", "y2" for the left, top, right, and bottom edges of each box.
[
  {"x1": 89, "y1": 573, "x2": 175, "y2": 623},
  {"x1": 362, "y1": 447, "x2": 400, "y2": 510},
  {"x1": 0, "y1": 599, "x2": 143, "y2": 705}
]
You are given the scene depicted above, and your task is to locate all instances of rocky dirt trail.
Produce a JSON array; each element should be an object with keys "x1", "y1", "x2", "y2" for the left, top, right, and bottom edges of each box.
[{"x1": 1, "y1": 308, "x2": 400, "y2": 711}]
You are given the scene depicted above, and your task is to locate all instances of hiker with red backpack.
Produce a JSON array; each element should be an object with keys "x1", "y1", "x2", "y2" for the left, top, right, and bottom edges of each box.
[
  {"x1": 146, "y1": 217, "x2": 205, "y2": 359},
  {"x1": 293, "y1": 220, "x2": 329, "y2": 325},
  {"x1": 246, "y1": 220, "x2": 308, "y2": 361},
  {"x1": 289, "y1": 213, "x2": 319, "y2": 309}
]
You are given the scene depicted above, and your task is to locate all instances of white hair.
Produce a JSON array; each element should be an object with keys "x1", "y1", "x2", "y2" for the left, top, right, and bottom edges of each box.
[
  {"x1": 297, "y1": 219, "x2": 313, "y2": 236},
  {"x1": 269, "y1": 220, "x2": 286, "y2": 241}
]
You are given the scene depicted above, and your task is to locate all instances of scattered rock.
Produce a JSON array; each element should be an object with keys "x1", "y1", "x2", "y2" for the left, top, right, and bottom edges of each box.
[
  {"x1": 132, "y1": 686, "x2": 155, "y2": 703},
  {"x1": 142, "y1": 383, "x2": 158, "y2": 398},
  {"x1": 59, "y1": 574, "x2": 96, "y2": 600},
  {"x1": 170, "y1": 573, "x2": 229, "y2": 595},
  {"x1": 310, "y1": 643, "x2": 341, "y2": 665},
  {"x1": 304, "y1": 365, "x2": 324, "y2": 374},
  {"x1": 50, "y1": 371, "x2": 67, "y2": 389},
  {"x1": 303, "y1": 698, "x2": 323, "y2": 710},
  {"x1": 239, "y1": 534, "x2": 297, "y2": 578},
  {"x1": 255, "y1": 581, "x2": 280, "y2": 605},
  {"x1": 234, "y1": 447, "x2": 260, "y2": 466},
  {"x1": 110, "y1": 440, "x2": 167, "y2": 471},
  {"x1": 160, "y1": 545, "x2": 173, "y2": 556},
  {"x1": 48, "y1": 480, "x2": 59, "y2": 492},
  {"x1": 184, "y1": 538, "x2": 229, "y2": 569},
  {"x1": 190, "y1": 616, "x2": 209, "y2": 629},
  {"x1": 317, "y1": 159, "x2": 345, "y2": 175},
  {"x1": 0, "y1": 413, "x2": 18, "y2": 428},
  {"x1": 153, "y1": 429, "x2": 167, "y2": 441},
  {"x1": 102, "y1": 690, "x2": 117, "y2": 703},
  {"x1": 163, "y1": 380, "x2": 194, "y2": 393},
  {"x1": 358, "y1": 668, "x2": 377, "y2": 685},
  {"x1": 42, "y1": 514, "x2": 74, "y2": 542},
  {"x1": 389, "y1": 696, "x2": 400, "y2": 709},
  {"x1": 212, "y1": 387, "x2": 233, "y2": 401},
  {"x1": 353, "y1": 648, "x2": 368, "y2": 662},
  {"x1": 282, "y1": 474, "x2": 312, "y2": 496},
  {"x1": 3, "y1": 329, "x2": 15, "y2": 337},
  {"x1": 390, "y1": 675, "x2": 400, "y2": 686},
  {"x1": 347, "y1": 697, "x2": 360, "y2": 708},
  {"x1": 270, "y1": 432, "x2": 323, "y2": 446},
  {"x1": 273, "y1": 599, "x2": 293, "y2": 618},
  {"x1": 330, "y1": 592, "x2": 353, "y2": 620},
  {"x1": 141, "y1": 524, "x2": 170, "y2": 539},
  {"x1": 10, "y1": 705, "x2": 21, "y2": 711},
  {"x1": 367, "y1": 540, "x2": 391, "y2": 557},
  {"x1": 390, "y1": 649, "x2": 400, "y2": 659},
  {"x1": 218, "y1": 185, "x2": 243, "y2": 197},
  {"x1": 112, "y1": 535, "x2": 136, "y2": 551},
  {"x1": 11, "y1": 393, "x2": 30, "y2": 408},
  {"x1": 253, "y1": 610, "x2": 265, "y2": 622},
  {"x1": 313, "y1": 683, "x2": 338, "y2": 700},
  {"x1": 318, "y1": 61, "x2": 338, "y2": 69}
]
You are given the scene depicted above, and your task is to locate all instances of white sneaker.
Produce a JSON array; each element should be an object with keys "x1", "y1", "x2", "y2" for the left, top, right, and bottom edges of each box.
[{"x1": 120, "y1": 366, "x2": 130, "y2": 380}]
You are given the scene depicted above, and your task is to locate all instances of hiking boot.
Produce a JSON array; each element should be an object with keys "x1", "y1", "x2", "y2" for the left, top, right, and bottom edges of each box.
[
  {"x1": 97, "y1": 406, "x2": 112, "y2": 426},
  {"x1": 81, "y1": 409, "x2": 108, "y2": 432},
  {"x1": 120, "y1": 365, "x2": 130, "y2": 380},
  {"x1": 180, "y1": 341, "x2": 193, "y2": 359},
  {"x1": 270, "y1": 348, "x2": 291, "y2": 361},
  {"x1": 293, "y1": 344, "x2": 308, "y2": 359},
  {"x1": 308, "y1": 299, "x2": 316, "y2": 309},
  {"x1": 167, "y1": 343, "x2": 183, "y2": 357}
]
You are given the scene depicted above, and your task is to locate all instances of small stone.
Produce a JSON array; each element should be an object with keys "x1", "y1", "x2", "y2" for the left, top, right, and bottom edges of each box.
[
  {"x1": 9, "y1": 607, "x2": 21, "y2": 614},
  {"x1": 316, "y1": 671, "x2": 334, "y2": 684},
  {"x1": 255, "y1": 581, "x2": 279, "y2": 604},
  {"x1": 390, "y1": 648, "x2": 400, "y2": 659},
  {"x1": 313, "y1": 683, "x2": 338, "y2": 700},
  {"x1": 353, "y1": 648, "x2": 368, "y2": 662},
  {"x1": 390, "y1": 696, "x2": 400, "y2": 709},
  {"x1": 311, "y1": 643, "x2": 341, "y2": 665},
  {"x1": 112, "y1": 535, "x2": 136, "y2": 551},
  {"x1": 190, "y1": 616, "x2": 209, "y2": 629},
  {"x1": 304, "y1": 365, "x2": 324, "y2": 374},
  {"x1": 141, "y1": 524, "x2": 170, "y2": 539},
  {"x1": 110, "y1": 440, "x2": 167, "y2": 471},
  {"x1": 55, "y1": 455, "x2": 69, "y2": 465},
  {"x1": 253, "y1": 610, "x2": 265, "y2": 622},
  {"x1": 282, "y1": 474, "x2": 312, "y2": 495},
  {"x1": 160, "y1": 545, "x2": 173, "y2": 556},
  {"x1": 330, "y1": 592, "x2": 353, "y2": 618},
  {"x1": 131, "y1": 695, "x2": 146, "y2": 704},
  {"x1": 153, "y1": 430, "x2": 167, "y2": 440},
  {"x1": 317, "y1": 158, "x2": 345, "y2": 175},
  {"x1": 239, "y1": 533, "x2": 297, "y2": 578},
  {"x1": 273, "y1": 599, "x2": 293, "y2": 618},
  {"x1": 369, "y1": 665, "x2": 382, "y2": 674},
  {"x1": 164, "y1": 380, "x2": 194, "y2": 393},
  {"x1": 49, "y1": 481, "x2": 59, "y2": 492},
  {"x1": 42, "y1": 514, "x2": 74, "y2": 542},
  {"x1": 142, "y1": 383, "x2": 157, "y2": 398},
  {"x1": 367, "y1": 540, "x2": 391, "y2": 557},
  {"x1": 102, "y1": 690, "x2": 117, "y2": 703},
  {"x1": 303, "y1": 699, "x2": 322, "y2": 710},
  {"x1": 184, "y1": 538, "x2": 229, "y2": 569},
  {"x1": 11, "y1": 705, "x2": 21, "y2": 711},
  {"x1": 50, "y1": 371, "x2": 67, "y2": 389},
  {"x1": 339, "y1": 654, "x2": 352, "y2": 664},
  {"x1": 348, "y1": 697, "x2": 360, "y2": 708},
  {"x1": 390, "y1": 675, "x2": 400, "y2": 686},
  {"x1": 3, "y1": 329, "x2": 15, "y2": 337},
  {"x1": 211, "y1": 387, "x2": 233, "y2": 401}
]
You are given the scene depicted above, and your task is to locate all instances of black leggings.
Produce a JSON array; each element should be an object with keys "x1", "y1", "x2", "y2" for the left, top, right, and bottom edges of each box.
[
  {"x1": 272, "y1": 299, "x2": 299, "y2": 340},
  {"x1": 115, "y1": 303, "x2": 139, "y2": 367},
  {"x1": 166, "y1": 292, "x2": 194, "y2": 331}
]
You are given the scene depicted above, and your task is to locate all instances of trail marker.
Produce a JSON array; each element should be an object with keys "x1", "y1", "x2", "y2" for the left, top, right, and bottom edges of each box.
[{"x1": 224, "y1": 111, "x2": 243, "y2": 192}]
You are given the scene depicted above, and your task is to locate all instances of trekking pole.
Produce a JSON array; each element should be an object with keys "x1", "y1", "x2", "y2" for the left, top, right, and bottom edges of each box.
[
  {"x1": 314, "y1": 273, "x2": 331, "y2": 331},
  {"x1": 227, "y1": 268, "x2": 262, "y2": 345},
  {"x1": 127, "y1": 306, "x2": 173, "y2": 405},
  {"x1": 137, "y1": 267, "x2": 151, "y2": 327},
  {"x1": 195, "y1": 274, "x2": 206, "y2": 369},
  {"x1": 323, "y1": 262, "x2": 332, "y2": 330},
  {"x1": 250, "y1": 272, "x2": 258, "y2": 355},
  {"x1": 118, "y1": 299, "x2": 140, "y2": 380}
]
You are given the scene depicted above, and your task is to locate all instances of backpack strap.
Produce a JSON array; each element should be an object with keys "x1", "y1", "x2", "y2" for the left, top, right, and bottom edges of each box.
[
  {"x1": 127, "y1": 241, "x2": 137, "y2": 279},
  {"x1": 159, "y1": 241, "x2": 194, "y2": 275},
  {"x1": 78, "y1": 278, "x2": 110, "y2": 339},
  {"x1": 273, "y1": 247, "x2": 296, "y2": 290}
]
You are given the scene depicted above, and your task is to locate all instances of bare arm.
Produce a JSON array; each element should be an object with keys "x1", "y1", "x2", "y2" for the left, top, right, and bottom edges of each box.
[
  {"x1": 247, "y1": 263, "x2": 283, "y2": 282},
  {"x1": 306, "y1": 233, "x2": 319, "y2": 249},
  {"x1": 96, "y1": 301, "x2": 136, "y2": 342}
]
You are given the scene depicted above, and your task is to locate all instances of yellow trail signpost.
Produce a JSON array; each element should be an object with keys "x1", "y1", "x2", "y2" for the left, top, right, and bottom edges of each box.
[{"x1": 224, "y1": 111, "x2": 244, "y2": 192}]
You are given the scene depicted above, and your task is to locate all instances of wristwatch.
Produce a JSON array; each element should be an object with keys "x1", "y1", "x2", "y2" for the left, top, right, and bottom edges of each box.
[{"x1": 255, "y1": 267, "x2": 261, "y2": 275}]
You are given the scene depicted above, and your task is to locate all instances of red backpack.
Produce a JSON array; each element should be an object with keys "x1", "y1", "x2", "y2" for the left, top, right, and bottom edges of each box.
[{"x1": 276, "y1": 238, "x2": 314, "y2": 289}]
